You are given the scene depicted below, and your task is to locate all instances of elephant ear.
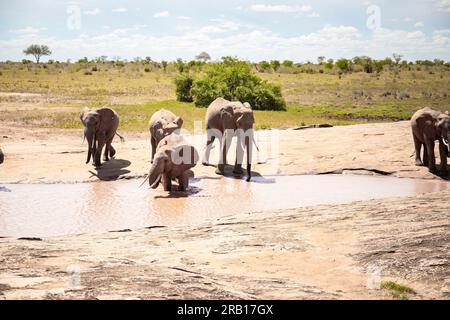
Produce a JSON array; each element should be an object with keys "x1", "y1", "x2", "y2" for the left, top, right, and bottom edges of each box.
[
  {"x1": 175, "y1": 116, "x2": 183, "y2": 128},
  {"x1": 153, "y1": 121, "x2": 164, "y2": 139},
  {"x1": 149, "y1": 153, "x2": 168, "y2": 189},
  {"x1": 243, "y1": 102, "x2": 252, "y2": 109},
  {"x1": 220, "y1": 105, "x2": 235, "y2": 129}
]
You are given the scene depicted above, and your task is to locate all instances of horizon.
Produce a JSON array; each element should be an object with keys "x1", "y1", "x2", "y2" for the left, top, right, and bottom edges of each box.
[{"x1": 1, "y1": 0, "x2": 450, "y2": 62}]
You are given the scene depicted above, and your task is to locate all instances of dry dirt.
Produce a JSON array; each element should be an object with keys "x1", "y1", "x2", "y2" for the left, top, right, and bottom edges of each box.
[{"x1": 0, "y1": 120, "x2": 449, "y2": 299}]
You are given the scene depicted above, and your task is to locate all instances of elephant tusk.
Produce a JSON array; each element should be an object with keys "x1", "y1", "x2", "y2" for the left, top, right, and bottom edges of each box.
[
  {"x1": 443, "y1": 139, "x2": 449, "y2": 147},
  {"x1": 150, "y1": 174, "x2": 162, "y2": 189},
  {"x1": 139, "y1": 175, "x2": 150, "y2": 188}
]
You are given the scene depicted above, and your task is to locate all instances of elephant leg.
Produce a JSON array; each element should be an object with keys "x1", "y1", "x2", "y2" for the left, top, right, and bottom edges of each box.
[
  {"x1": 413, "y1": 134, "x2": 423, "y2": 166},
  {"x1": 103, "y1": 139, "x2": 111, "y2": 162},
  {"x1": 162, "y1": 174, "x2": 172, "y2": 191},
  {"x1": 109, "y1": 144, "x2": 116, "y2": 158},
  {"x1": 178, "y1": 172, "x2": 189, "y2": 191},
  {"x1": 233, "y1": 132, "x2": 244, "y2": 174},
  {"x1": 203, "y1": 133, "x2": 215, "y2": 166},
  {"x1": 439, "y1": 141, "x2": 448, "y2": 175},
  {"x1": 151, "y1": 137, "x2": 157, "y2": 163},
  {"x1": 423, "y1": 145, "x2": 429, "y2": 167},
  {"x1": 424, "y1": 138, "x2": 436, "y2": 173},
  {"x1": 216, "y1": 131, "x2": 232, "y2": 175},
  {"x1": 95, "y1": 134, "x2": 106, "y2": 167}
]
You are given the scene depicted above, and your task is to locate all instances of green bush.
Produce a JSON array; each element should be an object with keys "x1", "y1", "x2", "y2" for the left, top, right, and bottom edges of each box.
[
  {"x1": 174, "y1": 74, "x2": 194, "y2": 102},
  {"x1": 187, "y1": 57, "x2": 286, "y2": 110}
]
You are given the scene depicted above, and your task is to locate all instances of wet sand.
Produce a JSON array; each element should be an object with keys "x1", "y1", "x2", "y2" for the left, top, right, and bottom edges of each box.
[{"x1": 0, "y1": 121, "x2": 449, "y2": 299}]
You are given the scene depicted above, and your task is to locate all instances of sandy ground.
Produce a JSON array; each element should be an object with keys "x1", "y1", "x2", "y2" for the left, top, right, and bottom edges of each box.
[
  {"x1": 0, "y1": 121, "x2": 447, "y2": 184},
  {"x1": 0, "y1": 121, "x2": 449, "y2": 299}
]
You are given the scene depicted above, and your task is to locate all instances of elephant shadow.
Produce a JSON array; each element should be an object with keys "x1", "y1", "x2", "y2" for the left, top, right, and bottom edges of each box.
[
  {"x1": 89, "y1": 159, "x2": 131, "y2": 181},
  {"x1": 206, "y1": 164, "x2": 275, "y2": 184}
]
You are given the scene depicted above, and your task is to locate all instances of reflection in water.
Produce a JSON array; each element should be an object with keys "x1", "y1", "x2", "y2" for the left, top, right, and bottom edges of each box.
[{"x1": 0, "y1": 175, "x2": 449, "y2": 237}]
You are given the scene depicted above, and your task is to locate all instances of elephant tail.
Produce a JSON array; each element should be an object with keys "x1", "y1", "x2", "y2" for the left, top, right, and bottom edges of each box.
[{"x1": 115, "y1": 132, "x2": 125, "y2": 143}]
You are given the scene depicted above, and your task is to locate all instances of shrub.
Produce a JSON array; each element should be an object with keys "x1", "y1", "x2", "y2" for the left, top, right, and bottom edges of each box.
[
  {"x1": 144, "y1": 67, "x2": 151, "y2": 72},
  {"x1": 187, "y1": 57, "x2": 286, "y2": 110},
  {"x1": 336, "y1": 58, "x2": 351, "y2": 73},
  {"x1": 174, "y1": 74, "x2": 194, "y2": 102}
]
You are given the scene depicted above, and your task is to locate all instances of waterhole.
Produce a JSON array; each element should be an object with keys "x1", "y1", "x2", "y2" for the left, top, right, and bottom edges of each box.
[{"x1": 0, "y1": 174, "x2": 449, "y2": 237}]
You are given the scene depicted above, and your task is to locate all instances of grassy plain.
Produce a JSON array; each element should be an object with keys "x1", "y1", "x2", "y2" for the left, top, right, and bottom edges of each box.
[{"x1": 0, "y1": 62, "x2": 449, "y2": 131}]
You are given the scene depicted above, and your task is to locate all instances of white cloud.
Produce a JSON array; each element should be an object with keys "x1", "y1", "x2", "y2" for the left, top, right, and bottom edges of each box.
[
  {"x1": 154, "y1": 11, "x2": 169, "y2": 18},
  {"x1": 414, "y1": 21, "x2": 424, "y2": 28},
  {"x1": 2, "y1": 25, "x2": 449, "y2": 62},
  {"x1": 308, "y1": 12, "x2": 320, "y2": 18},
  {"x1": 85, "y1": 8, "x2": 101, "y2": 15},
  {"x1": 250, "y1": 4, "x2": 313, "y2": 13},
  {"x1": 177, "y1": 16, "x2": 191, "y2": 20},
  {"x1": 199, "y1": 19, "x2": 248, "y2": 34},
  {"x1": 112, "y1": 8, "x2": 128, "y2": 13},
  {"x1": 8, "y1": 27, "x2": 47, "y2": 34},
  {"x1": 436, "y1": 0, "x2": 450, "y2": 12}
]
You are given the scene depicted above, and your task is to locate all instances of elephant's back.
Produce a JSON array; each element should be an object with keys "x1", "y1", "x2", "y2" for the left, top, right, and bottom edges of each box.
[{"x1": 149, "y1": 109, "x2": 176, "y2": 127}]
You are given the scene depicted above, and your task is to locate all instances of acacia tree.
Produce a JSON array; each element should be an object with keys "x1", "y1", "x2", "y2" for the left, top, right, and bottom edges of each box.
[
  {"x1": 392, "y1": 53, "x2": 403, "y2": 64},
  {"x1": 195, "y1": 52, "x2": 211, "y2": 62},
  {"x1": 23, "y1": 44, "x2": 52, "y2": 63}
]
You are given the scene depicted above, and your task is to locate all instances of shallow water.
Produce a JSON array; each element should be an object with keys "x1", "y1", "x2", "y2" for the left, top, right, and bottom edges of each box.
[{"x1": 0, "y1": 174, "x2": 449, "y2": 238}]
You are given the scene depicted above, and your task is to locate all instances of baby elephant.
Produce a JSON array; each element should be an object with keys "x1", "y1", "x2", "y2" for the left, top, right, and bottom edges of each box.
[
  {"x1": 148, "y1": 134, "x2": 199, "y2": 191},
  {"x1": 149, "y1": 109, "x2": 183, "y2": 162},
  {"x1": 80, "y1": 107, "x2": 124, "y2": 167},
  {"x1": 411, "y1": 107, "x2": 450, "y2": 175}
]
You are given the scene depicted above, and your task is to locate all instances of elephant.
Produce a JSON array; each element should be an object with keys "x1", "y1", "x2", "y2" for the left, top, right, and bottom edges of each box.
[
  {"x1": 203, "y1": 97, "x2": 257, "y2": 181},
  {"x1": 0, "y1": 147, "x2": 3, "y2": 164},
  {"x1": 80, "y1": 107, "x2": 124, "y2": 167},
  {"x1": 411, "y1": 107, "x2": 450, "y2": 175},
  {"x1": 149, "y1": 109, "x2": 183, "y2": 162},
  {"x1": 148, "y1": 134, "x2": 199, "y2": 191}
]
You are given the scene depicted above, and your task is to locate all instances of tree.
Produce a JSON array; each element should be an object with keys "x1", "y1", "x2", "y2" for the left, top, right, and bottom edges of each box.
[
  {"x1": 392, "y1": 53, "x2": 403, "y2": 64},
  {"x1": 270, "y1": 60, "x2": 281, "y2": 71},
  {"x1": 161, "y1": 60, "x2": 168, "y2": 71},
  {"x1": 281, "y1": 60, "x2": 294, "y2": 67},
  {"x1": 195, "y1": 52, "x2": 211, "y2": 62},
  {"x1": 23, "y1": 44, "x2": 52, "y2": 63},
  {"x1": 317, "y1": 56, "x2": 326, "y2": 65},
  {"x1": 336, "y1": 58, "x2": 351, "y2": 72}
]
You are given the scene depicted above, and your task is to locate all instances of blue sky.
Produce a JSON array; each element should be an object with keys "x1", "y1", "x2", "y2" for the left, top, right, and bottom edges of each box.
[{"x1": 1, "y1": 0, "x2": 449, "y2": 62}]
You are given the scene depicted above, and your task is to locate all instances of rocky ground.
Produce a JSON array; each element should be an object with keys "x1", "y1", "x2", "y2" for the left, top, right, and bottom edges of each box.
[{"x1": 0, "y1": 121, "x2": 449, "y2": 299}]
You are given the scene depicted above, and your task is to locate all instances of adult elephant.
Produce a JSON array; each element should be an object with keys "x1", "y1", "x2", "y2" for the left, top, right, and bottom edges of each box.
[
  {"x1": 80, "y1": 107, "x2": 124, "y2": 167},
  {"x1": 203, "y1": 97, "x2": 257, "y2": 182},
  {"x1": 0, "y1": 147, "x2": 4, "y2": 164},
  {"x1": 411, "y1": 107, "x2": 450, "y2": 175},
  {"x1": 148, "y1": 134, "x2": 199, "y2": 191},
  {"x1": 149, "y1": 109, "x2": 183, "y2": 162}
]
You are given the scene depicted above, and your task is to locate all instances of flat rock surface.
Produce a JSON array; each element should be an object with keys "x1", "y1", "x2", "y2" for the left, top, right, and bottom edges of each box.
[{"x1": 0, "y1": 121, "x2": 449, "y2": 299}]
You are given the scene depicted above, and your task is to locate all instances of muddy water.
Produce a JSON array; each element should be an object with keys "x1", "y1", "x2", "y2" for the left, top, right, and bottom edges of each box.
[{"x1": 0, "y1": 174, "x2": 449, "y2": 238}]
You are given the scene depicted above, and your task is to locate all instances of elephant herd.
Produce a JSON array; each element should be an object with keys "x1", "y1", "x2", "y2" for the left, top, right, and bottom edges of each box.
[
  {"x1": 0, "y1": 103, "x2": 449, "y2": 185},
  {"x1": 80, "y1": 97, "x2": 257, "y2": 191}
]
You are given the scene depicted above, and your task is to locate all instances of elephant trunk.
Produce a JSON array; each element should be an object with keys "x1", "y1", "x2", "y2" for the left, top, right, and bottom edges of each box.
[
  {"x1": 148, "y1": 156, "x2": 165, "y2": 189},
  {"x1": 84, "y1": 127, "x2": 96, "y2": 164}
]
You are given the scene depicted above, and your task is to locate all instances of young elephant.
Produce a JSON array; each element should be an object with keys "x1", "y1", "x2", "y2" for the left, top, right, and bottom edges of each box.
[
  {"x1": 203, "y1": 97, "x2": 257, "y2": 181},
  {"x1": 411, "y1": 107, "x2": 450, "y2": 175},
  {"x1": 0, "y1": 147, "x2": 4, "y2": 164},
  {"x1": 149, "y1": 109, "x2": 183, "y2": 162},
  {"x1": 80, "y1": 107, "x2": 124, "y2": 167},
  {"x1": 148, "y1": 134, "x2": 199, "y2": 191}
]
